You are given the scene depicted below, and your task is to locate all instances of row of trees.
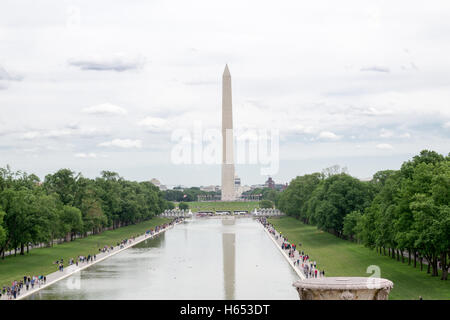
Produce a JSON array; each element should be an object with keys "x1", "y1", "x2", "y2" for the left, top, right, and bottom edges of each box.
[
  {"x1": 0, "y1": 168, "x2": 170, "y2": 258},
  {"x1": 163, "y1": 185, "x2": 283, "y2": 203},
  {"x1": 278, "y1": 150, "x2": 449, "y2": 280},
  {"x1": 243, "y1": 187, "x2": 281, "y2": 204},
  {"x1": 162, "y1": 187, "x2": 218, "y2": 202}
]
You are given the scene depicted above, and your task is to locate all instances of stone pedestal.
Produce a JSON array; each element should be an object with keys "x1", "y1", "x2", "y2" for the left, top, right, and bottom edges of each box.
[{"x1": 293, "y1": 277, "x2": 393, "y2": 300}]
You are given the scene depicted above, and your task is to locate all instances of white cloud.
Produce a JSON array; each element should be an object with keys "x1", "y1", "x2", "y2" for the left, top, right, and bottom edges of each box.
[
  {"x1": 78, "y1": 127, "x2": 111, "y2": 138},
  {"x1": 98, "y1": 139, "x2": 142, "y2": 148},
  {"x1": 360, "y1": 66, "x2": 390, "y2": 73},
  {"x1": 360, "y1": 107, "x2": 394, "y2": 116},
  {"x1": 318, "y1": 131, "x2": 340, "y2": 140},
  {"x1": 45, "y1": 129, "x2": 72, "y2": 138},
  {"x1": 379, "y1": 128, "x2": 394, "y2": 138},
  {"x1": 82, "y1": 103, "x2": 127, "y2": 116},
  {"x1": 0, "y1": 65, "x2": 23, "y2": 81},
  {"x1": 376, "y1": 143, "x2": 394, "y2": 150},
  {"x1": 443, "y1": 121, "x2": 450, "y2": 129},
  {"x1": 23, "y1": 131, "x2": 40, "y2": 140},
  {"x1": 74, "y1": 153, "x2": 97, "y2": 158},
  {"x1": 380, "y1": 130, "x2": 411, "y2": 139},
  {"x1": 290, "y1": 124, "x2": 316, "y2": 134},
  {"x1": 137, "y1": 117, "x2": 168, "y2": 132},
  {"x1": 399, "y1": 133, "x2": 411, "y2": 138},
  {"x1": 66, "y1": 122, "x2": 79, "y2": 130},
  {"x1": 68, "y1": 54, "x2": 145, "y2": 72},
  {"x1": 21, "y1": 126, "x2": 109, "y2": 141}
]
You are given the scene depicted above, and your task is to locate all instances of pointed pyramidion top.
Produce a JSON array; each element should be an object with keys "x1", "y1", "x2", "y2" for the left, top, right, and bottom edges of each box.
[{"x1": 223, "y1": 64, "x2": 230, "y2": 77}]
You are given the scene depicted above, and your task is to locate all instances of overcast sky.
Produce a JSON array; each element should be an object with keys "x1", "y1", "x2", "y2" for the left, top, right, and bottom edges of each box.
[{"x1": 1, "y1": 0, "x2": 449, "y2": 187}]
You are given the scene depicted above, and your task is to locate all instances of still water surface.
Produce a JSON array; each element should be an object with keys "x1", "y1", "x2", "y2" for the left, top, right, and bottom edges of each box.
[{"x1": 27, "y1": 217, "x2": 299, "y2": 299}]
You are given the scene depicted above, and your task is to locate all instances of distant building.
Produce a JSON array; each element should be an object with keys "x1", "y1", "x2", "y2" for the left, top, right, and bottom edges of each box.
[
  {"x1": 275, "y1": 183, "x2": 288, "y2": 191},
  {"x1": 265, "y1": 177, "x2": 275, "y2": 189},
  {"x1": 150, "y1": 178, "x2": 161, "y2": 187},
  {"x1": 150, "y1": 178, "x2": 167, "y2": 190},
  {"x1": 200, "y1": 185, "x2": 218, "y2": 192}
]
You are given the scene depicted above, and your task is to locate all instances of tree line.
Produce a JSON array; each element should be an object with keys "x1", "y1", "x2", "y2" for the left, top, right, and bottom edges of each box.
[
  {"x1": 162, "y1": 186, "x2": 283, "y2": 203},
  {"x1": 0, "y1": 168, "x2": 170, "y2": 258},
  {"x1": 277, "y1": 150, "x2": 449, "y2": 280},
  {"x1": 243, "y1": 187, "x2": 281, "y2": 203},
  {"x1": 162, "y1": 187, "x2": 218, "y2": 202}
]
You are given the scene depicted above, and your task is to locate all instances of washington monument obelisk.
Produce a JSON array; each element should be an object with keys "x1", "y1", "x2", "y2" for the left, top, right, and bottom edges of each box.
[{"x1": 221, "y1": 64, "x2": 236, "y2": 201}]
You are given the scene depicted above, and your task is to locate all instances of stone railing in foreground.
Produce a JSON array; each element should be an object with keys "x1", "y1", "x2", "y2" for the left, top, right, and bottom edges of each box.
[{"x1": 293, "y1": 277, "x2": 394, "y2": 300}]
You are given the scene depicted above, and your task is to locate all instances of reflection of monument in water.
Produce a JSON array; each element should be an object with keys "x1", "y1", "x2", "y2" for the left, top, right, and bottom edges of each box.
[
  {"x1": 221, "y1": 65, "x2": 236, "y2": 201},
  {"x1": 222, "y1": 218, "x2": 236, "y2": 299},
  {"x1": 221, "y1": 216, "x2": 236, "y2": 225}
]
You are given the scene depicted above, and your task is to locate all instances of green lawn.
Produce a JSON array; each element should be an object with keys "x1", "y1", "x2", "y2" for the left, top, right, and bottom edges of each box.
[
  {"x1": 187, "y1": 201, "x2": 260, "y2": 213},
  {"x1": 0, "y1": 217, "x2": 171, "y2": 288},
  {"x1": 269, "y1": 217, "x2": 450, "y2": 300}
]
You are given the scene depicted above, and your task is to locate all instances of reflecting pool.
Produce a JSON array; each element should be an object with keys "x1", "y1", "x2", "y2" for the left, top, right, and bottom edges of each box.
[{"x1": 26, "y1": 217, "x2": 299, "y2": 300}]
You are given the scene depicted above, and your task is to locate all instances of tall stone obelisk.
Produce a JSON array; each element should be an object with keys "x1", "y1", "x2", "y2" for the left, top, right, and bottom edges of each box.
[{"x1": 221, "y1": 64, "x2": 236, "y2": 201}]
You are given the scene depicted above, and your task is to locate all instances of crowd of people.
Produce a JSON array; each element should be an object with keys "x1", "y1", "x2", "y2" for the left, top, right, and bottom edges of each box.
[
  {"x1": 1, "y1": 218, "x2": 183, "y2": 300},
  {"x1": 1, "y1": 275, "x2": 47, "y2": 300},
  {"x1": 259, "y1": 217, "x2": 325, "y2": 279}
]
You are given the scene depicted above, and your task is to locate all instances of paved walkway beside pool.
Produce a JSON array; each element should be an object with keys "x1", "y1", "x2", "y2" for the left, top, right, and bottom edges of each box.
[
  {"x1": 1, "y1": 220, "x2": 182, "y2": 300},
  {"x1": 259, "y1": 219, "x2": 324, "y2": 281}
]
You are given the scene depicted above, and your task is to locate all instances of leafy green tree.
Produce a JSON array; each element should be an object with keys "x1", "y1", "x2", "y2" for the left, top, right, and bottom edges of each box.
[
  {"x1": 163, "y1": 189, "x2": 185, "y2": 202},
  {"x1": 95, "y1": 171, "x2": 123, "y2": 228},
  {"x1": 321, "y1": 165, "x2": 348, "y2": 178},
  {"x1": 179, "y1": 202, "x2": 189, "y2": 210},
  {"x1": 0, "y1": 209, "x2": 6, "y2": 253},
  {"x1": 343, "y1": 210, "x2": 362, "y2": 241},
  {"x1": 259, "y1": 200, "x2": 274, "y2": 208},
  {"x1": 356, "y1": 209, "x2": 376, "y2": 249},
  {"x1": 408, "y1": 159, "x2": 450, "y2": 278},
  {"x1": 309, "y1": 174, "x2": 373, "y2": 237},
  {"x1": 264, "y1": 189, "x2": 280, "y2": 205},
  {"x1": 31, "y1": 192, "x2": 61, "y2": 246},
  {"x1": 163, "y1": 187, "x2": 217, "y2": 202},
  {"x1": 243, "y1": 187, "x2": 282, "y2": 203},
  {"x1": 44, "y1": 169, "x2": 79, "y2": 205},
  {"x1": 166, "y1": 201, "x2": 175, "y2": 210},
  {"x1": 80, "y1": 196, "x2": 107, "y2": 235},
  {"x1": 371, "y1": 170, "x2": 396, "y2": 192},
  {"x1": 0, "y1": 166, "x2": 41, "y2": 192},
  {"x1": 278, "y1": 173, "x2": 322, "y2": 222},
  {"x1": 60, "y1": 205, "x2": 83, "y2": 241},
  {"x1": 1, "y1": 188, "x2": 35, "y2": 255},
  {"x1": 362, "y1": 150, "x2": 449, "y2": 278}
]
